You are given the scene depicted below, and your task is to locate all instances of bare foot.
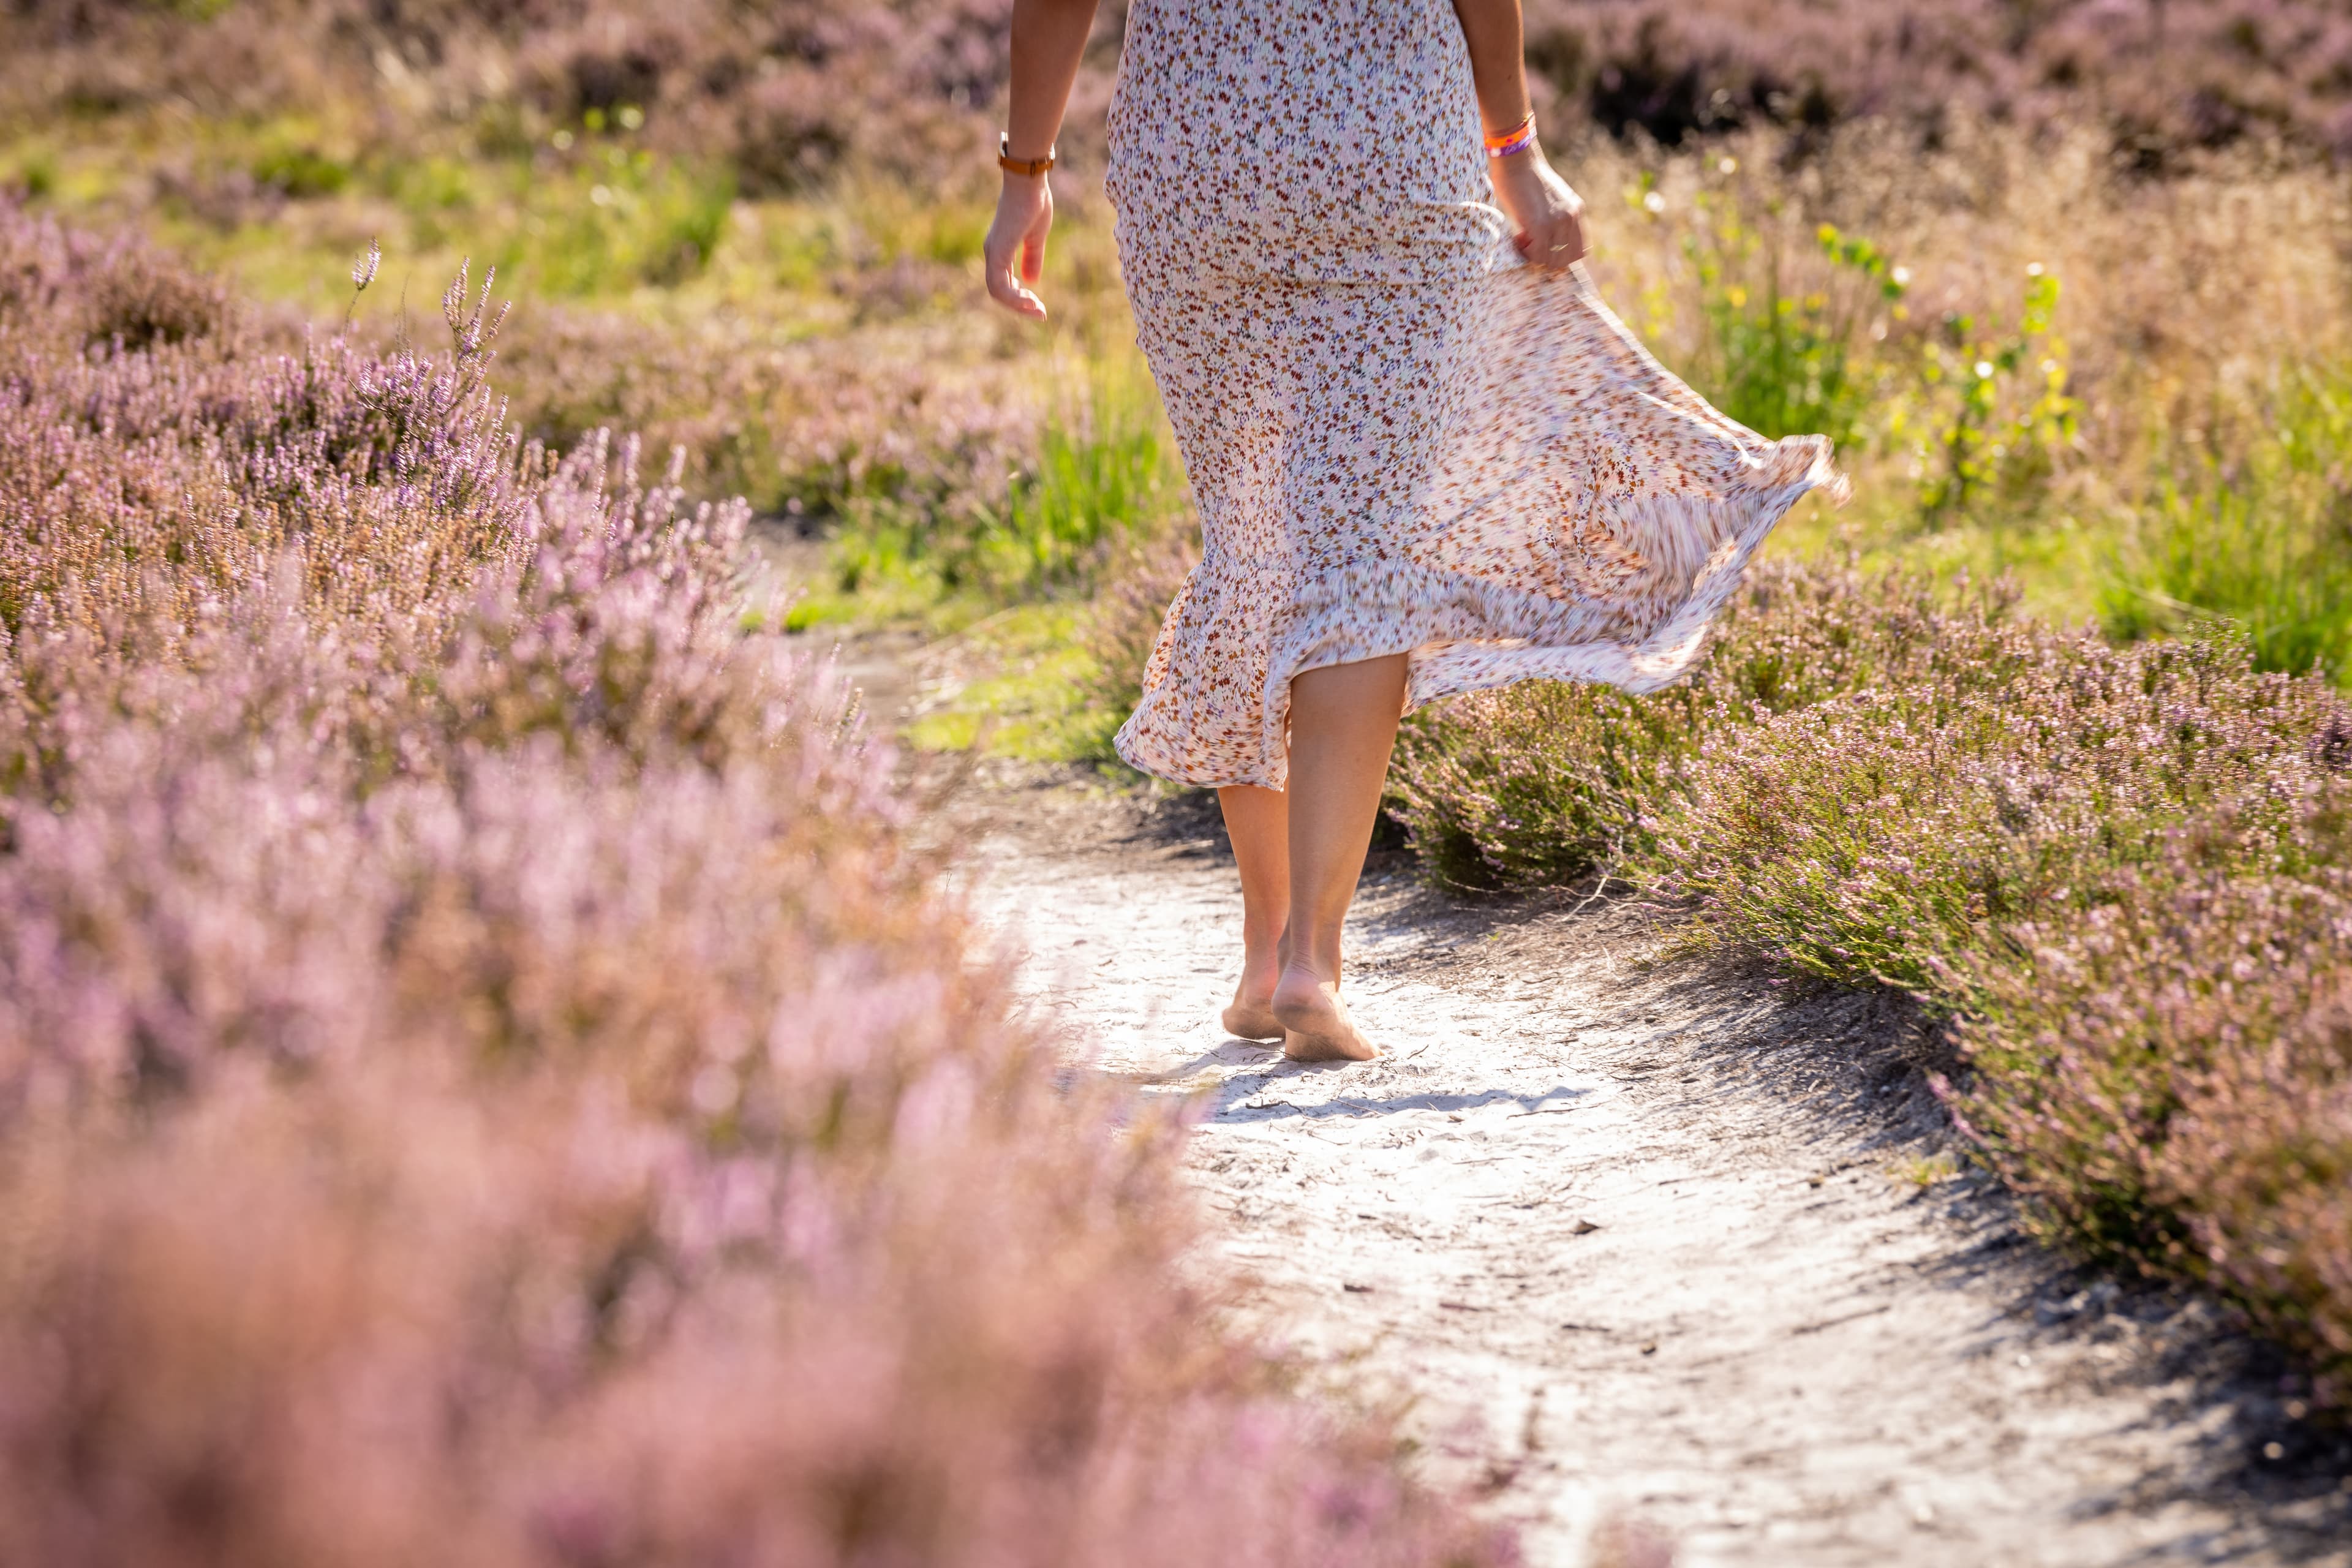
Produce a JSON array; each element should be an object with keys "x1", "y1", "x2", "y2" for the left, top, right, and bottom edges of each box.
[
  {"x1": 1221, "y1": 998, "x2": 1284, "y2": 1042},
  {"x1": 1222, "y1": 944, "x2": 1287, "y2": 1042},
  {"x1": 1272, "y1": 968, "x2": 1379, "y2": 1062}
]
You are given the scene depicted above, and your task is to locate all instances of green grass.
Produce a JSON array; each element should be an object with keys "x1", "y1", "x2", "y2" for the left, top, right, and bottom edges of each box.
[
  {"x1": 2099, "y1": 370, "x2": 2352, "y2": 684},
  {"x1": 4, "y1": 108, "x2": 1004, "y2": 322},
  {"x1": 902, "y1": 605, "x2": 1126, "y2": 763},
  {"x1": 393, "y1": 146, "x2": 737, "y2": 296},
  {"x1": 817, "y1": 351, "x2": 1186, "y2": 603},
  {"x1": 810, "y1": 357, "x2": 1188, "y2": 764}
]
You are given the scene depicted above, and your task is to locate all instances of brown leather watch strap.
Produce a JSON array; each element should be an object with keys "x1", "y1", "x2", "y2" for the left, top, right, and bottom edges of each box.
[{"x1": 998, "y1": 133, "x2": 1055, "y2": 177}]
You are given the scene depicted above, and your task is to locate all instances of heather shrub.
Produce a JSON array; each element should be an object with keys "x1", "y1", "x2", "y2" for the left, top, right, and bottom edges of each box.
[
  {"x1": 12, "y1": 0, "x2": 2352, "y2": 183},
  {"x1": 1949, "y1": 791, "x2": 2352, "y2": 1400},
  {"x1": 1399, "y1": 554, "x2": 2352, "y2": 1403},
  {"x1": 0, "y1": 210, "x2": 1516, "y2": 1565},
  {"x1": 1515, "y1": 0, "x2": 2352, "y2": 163},
  {"x1": 0, "y1": 0, "x2": 1071, "y2": 197},
  {"x1": 0, "y1": 753, "x2": 1507, "y2": 1565},
  {"x1": 489, "y1": 302, "x2": 1181, "y2": 627},
  {"x1": 1653, "y1": 620, "x2": 2345, "y2": 995},
  {"x1": 0, "y1": 200, "x2": 238, "y2": 353},
  {"x1": 1387, "y1": 563, "x2": 1961, "y2": 889},
  {"x1": 489, "y1": 298, "x2": 1054, "y2": 556},
  {"x1": 0, "y1": 222, "x2": 525, "y2": 647}
]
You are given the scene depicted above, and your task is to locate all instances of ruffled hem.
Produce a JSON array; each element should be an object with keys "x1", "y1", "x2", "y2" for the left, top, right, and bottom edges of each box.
[{"x1": 1112, "y1": 435, "x2": 1841, "y2": 791}]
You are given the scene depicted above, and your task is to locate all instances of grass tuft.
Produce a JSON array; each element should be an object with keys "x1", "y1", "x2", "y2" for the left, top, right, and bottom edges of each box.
[{"x1": 2101, "y1": 370, "x2": 2352, "y2": 685}]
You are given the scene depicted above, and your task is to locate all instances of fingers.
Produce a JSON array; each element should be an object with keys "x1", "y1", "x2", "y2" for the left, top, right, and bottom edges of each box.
[
  {"x1": 985, "y1": 246, "x2": 1048, "y2": 320},
  {"x1": 1532, "y1": 214, "x2": 1589, "y2": 272},
  {"x1": 991, "y1": 273, "x2": 1048, "y2": 319},
  {"x1": 981, "y1": 183, "x2": 1053, "y2": 320},
  {"x1": 983, "y1": 223, "x2": 1049, "y2": 318}
]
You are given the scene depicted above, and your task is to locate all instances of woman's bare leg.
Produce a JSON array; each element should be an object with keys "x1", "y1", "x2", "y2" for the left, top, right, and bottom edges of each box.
[
  {"x1": 1272, "y1": 654, "x2": 1408, "y2": 1061},
  {"x1": 1216, "y1": 784, "x2": 1290, "y2": 1041}
]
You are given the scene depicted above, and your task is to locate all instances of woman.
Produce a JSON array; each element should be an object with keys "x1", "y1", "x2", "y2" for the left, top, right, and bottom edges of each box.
[{"x1": 984, "y1": 0, "x2": 1841, "y2": 1063}]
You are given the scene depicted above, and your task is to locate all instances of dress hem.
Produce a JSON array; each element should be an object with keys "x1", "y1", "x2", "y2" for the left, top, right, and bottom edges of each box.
[{"x1": 1109, "y1": 440, "x2": 1842, "y2": 793}]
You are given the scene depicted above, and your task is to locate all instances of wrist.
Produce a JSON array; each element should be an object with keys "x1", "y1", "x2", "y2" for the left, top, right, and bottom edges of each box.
[
  {"x1": 998, "y1": 132, "x2": 1057, "y2": 179},
  {"x1": 1000, "y1": 170, "x2": 1050, "y2": 205},
  {"x1": 1480, "y1": 106, "x2": 1535, "y2": 138},
  {"x1": 1483, "y1": 112, "x2": 1538, "y2": 160},
  {"x1": 1491, "y1": 145, "x2": 1546, "y2": 184}
]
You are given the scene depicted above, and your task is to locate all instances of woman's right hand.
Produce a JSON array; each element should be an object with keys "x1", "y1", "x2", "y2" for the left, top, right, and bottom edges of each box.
[
  {"x1": 1488, "y1": 146, "x2": 1589, "y2": 272},
  {"x1": 984, "y1": 173, "x2": 1055, "y2": 320}
]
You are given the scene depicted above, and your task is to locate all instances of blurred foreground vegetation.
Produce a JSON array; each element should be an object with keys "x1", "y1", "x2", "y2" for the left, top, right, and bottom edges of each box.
[{"x1": 0, "y1": 196, "x2": 1524, "y2": 1564}]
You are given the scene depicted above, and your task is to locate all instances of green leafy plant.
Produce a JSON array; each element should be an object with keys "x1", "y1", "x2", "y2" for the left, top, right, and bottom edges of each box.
[
  {"x1": 1898, "y1": 264, "x2": 2079, "y2": 524},
  {"x1": 1663, "y1": 179, "x2": 1904, "y2": 450}
]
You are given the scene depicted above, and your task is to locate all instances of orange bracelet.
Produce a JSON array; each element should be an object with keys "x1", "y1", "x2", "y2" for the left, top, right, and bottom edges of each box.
[
  {"x1": 998, "y1": 133, "x2": 1056, "y2": 177},
  {"x1": 1483, "y1": 113, "x2": 1537, "y2": 158}
]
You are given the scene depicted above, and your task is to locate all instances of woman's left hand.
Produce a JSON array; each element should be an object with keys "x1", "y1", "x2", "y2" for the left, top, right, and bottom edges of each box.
[{"x1": 1488, "y1": 147, "x2": 1588, "y2": 271}]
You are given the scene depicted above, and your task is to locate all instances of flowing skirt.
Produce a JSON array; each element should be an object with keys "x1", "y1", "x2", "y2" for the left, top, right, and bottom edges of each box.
[{"x1": 1104, "y1": 0, "x2": 1845, "y2": 790}]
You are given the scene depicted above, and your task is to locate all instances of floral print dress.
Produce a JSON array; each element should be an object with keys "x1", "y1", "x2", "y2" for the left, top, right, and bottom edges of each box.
[{"x1": 1102, "y1": 0, "x2": 1845, "y2": 791}]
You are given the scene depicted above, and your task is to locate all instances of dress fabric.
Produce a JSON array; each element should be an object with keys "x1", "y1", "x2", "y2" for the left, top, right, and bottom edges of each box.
[{"x1": 1104, "y1": 0, "x2": 1846, "y2": 791}]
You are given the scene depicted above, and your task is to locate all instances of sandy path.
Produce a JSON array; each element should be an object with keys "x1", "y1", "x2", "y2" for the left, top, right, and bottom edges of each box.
[{"x1": 954, "y1": 778, "x2": 2351, "y2": 1568}]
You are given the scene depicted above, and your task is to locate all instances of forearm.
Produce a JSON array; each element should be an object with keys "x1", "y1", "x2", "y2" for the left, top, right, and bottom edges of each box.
[
  {"x1": 1007, "y1": 0, "x2": 1100, "y2": 162},
  {"x1": 1450, "y1": 0, "x2": 1534, "y2": 135}
]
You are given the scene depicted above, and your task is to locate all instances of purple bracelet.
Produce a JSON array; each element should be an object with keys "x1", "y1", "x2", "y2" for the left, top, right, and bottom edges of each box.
[{"x1": 1485, "y1": 120, "x2": 1538, "y2": 159}]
